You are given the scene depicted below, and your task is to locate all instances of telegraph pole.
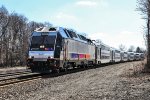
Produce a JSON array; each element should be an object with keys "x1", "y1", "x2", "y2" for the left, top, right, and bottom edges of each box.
[{"x1": 147, "y1": 15, "x2": 150, "y2": 67}]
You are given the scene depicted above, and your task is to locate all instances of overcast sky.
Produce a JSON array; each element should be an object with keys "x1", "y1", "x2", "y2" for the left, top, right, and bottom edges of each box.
[{"x1": 0, "y1": 0, "x2": 146, "y2": 50}]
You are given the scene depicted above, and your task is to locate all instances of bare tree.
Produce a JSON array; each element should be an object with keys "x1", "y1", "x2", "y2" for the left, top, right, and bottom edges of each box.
[
  {"x1": 119, "y1": 44, "x2": 126, "y2": 51},
  {"x1": 0, "y1": 6, "x2": 9, "y2": 67},
  {"x1": 136, "y1": 46, "x2": 143, "y2": 53},
  {"x1": 137, "y1": 0, "x2": 150, "y2": 67},
  {"x1": 8, "y1": 13, "x2": 31, "y2": 66},
  {"x1": 28, "y1": 21, "x2": 44, "y2": 33},
  {"x1": 0, "y1": 6, "x2": 52, "y2": 67}
]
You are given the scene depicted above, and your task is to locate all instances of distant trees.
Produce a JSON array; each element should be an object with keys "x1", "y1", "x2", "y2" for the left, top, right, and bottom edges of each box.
[
  {"x1": 119, "y1": 44, "x2": 126, "y2": 51},
  {"x1": 118, "y1": 45, "x2": 145, "y2": 53},
  {"x1": 128, "y1": 45, "x2": 135, "y2": 52},
  {"x1": 135, "y1": 47, "x2": 143, "y2": 53},
  {"x1": 0, "y1": 6, "x2": 51, "y2": 67}
]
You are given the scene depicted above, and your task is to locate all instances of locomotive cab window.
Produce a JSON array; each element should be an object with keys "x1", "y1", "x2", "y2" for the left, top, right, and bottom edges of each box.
[{"x1": 30, "y1": 32, "x2": 57, "y2": 51}]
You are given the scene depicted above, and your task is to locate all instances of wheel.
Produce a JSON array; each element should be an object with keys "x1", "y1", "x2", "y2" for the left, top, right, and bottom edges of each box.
[
  {"x1": 64, "y1": 67, "x2": 68, "y2": 72},
  {"x1": 80, "y1": 62, "x2": 86, "y2": 68},
  {"x1": 56, "y1": 68, "x2": 60, "y2": 73},
  {"x1": 52, "y1": 68, "x2": 60, "y2": 73}
]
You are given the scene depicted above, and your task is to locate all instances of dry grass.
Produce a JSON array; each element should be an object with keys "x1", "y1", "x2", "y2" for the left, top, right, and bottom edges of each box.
[
  {"x1": 122, "y1": 61, "x2": 145, "y2": 78},
  {"x1": 132, "y1": 62, "x2": 145, "y2": 76}
]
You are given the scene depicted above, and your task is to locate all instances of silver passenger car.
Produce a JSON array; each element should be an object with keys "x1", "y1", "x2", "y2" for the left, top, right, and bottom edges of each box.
[
  {"x1": 127, "y1": 52, "x2": 135, "y2": 61},
  {"x1": 112, "y1": 49, "x2": 121, "y2": 63},
  {"x1": 121, "y1": 51, "x2": 128, "y2": 62},
  {"x1": 134, "y1": 53, "x2": 141, "y2": 61},
  {"x1": 95, "y1": 43, "x2": 112, "y2": 64}
]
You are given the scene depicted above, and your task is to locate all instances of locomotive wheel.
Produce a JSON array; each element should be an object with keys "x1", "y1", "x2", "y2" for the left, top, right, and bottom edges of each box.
[
  {"x1": 80, "y1": 62, "x2": 86, "y2": 68},
  {"x1": 63, "y1": 63, "x2": 69, "y2": 72},
  {"x1": 64, "y1": 67, "x2": 68, "y2": 72},
  {"x1": 52, "y1": 68, "x2": 60, "y2": 73},
  {"x1": 56, "y1": 68, "x2": 60, "y2": 73}
]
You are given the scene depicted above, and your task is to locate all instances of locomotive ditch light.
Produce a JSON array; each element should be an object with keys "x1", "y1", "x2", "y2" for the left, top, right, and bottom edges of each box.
[{"x1": 48, "y1": 56, "x2": 53, "y2": 59}]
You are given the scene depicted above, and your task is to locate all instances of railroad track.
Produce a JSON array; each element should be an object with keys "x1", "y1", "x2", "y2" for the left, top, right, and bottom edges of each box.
[
  {"x1": 0, "y1": 73, "x2": 42, "y2": 87},
  {"x1": 0, "y1": 62, "x2": 136, "y2": 88},
  {"x1": 0, "y1": 70, "x2": 32, "y2": 77}
]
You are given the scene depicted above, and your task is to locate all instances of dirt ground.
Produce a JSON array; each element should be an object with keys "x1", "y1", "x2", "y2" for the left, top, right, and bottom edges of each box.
[
  {"x1": 1, "y1": 61, "x2": 150, "y2": 100},
  {"x1": 0, "y1": 66, "x2": 27, "y2": 74}
]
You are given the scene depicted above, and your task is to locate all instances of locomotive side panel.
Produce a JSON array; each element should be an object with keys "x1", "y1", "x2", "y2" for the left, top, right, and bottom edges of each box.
[{"x1": 64, "y1": 38, "x2": 95, "y2": 66}]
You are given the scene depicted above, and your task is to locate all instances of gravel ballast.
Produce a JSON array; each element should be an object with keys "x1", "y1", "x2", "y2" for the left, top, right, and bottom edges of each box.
[{"x1": 0, "y1": 61, "x2": 150, "y2": 100}]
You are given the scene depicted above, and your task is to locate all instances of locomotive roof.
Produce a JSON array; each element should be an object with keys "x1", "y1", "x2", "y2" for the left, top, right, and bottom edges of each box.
[{"x1": 33, "y1": 27, "x2": 93, "y2": 44}]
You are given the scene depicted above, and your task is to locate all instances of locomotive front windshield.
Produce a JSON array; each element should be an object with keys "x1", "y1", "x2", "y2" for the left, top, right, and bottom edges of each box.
[{"x1": 30, "y1": 32, "x2": 56, "y2": 51}]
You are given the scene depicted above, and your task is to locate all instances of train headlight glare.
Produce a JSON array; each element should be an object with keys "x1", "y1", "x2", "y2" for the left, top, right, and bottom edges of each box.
[{"x1": 40, "y1": 45, "x2": 45, "y2": 48}]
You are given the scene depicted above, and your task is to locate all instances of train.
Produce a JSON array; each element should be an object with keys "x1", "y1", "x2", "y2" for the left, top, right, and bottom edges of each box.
[{"x1": 27, "y1": 27, "x2": 145, "y2": 73}]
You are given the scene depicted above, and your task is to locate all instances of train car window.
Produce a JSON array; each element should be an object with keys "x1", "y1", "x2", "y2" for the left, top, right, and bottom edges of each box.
[
  {"x1": 64, "y1": 29, "x2": 70, "y2": 37},
  {"x1": 105, "y1": 47, "x2": 110, "y2": 51},
  {"x1": 80, "y1": 35, "x2": 87, "y2": 41},
  {"x1": 87, "y1": 39, "x2": 93, "y2": 44},
  {"x1": 115, "y1": 50, "x2": 120, "y2": 53},
  {"x1": 65, "y1": 30, "x2": 78, "y2": 38},
  {"x1": 101, "y1": 45, "x2": 110, "y2": 51},
  {"x1": 101, "y1": 55, "x2": 110, "y2": 59},
  {"x1": 124, "y1": 52, "x2": 127, "y2": 54},
  {"x1": 101, "y1": 45, "x2": 105, "y2": 50},
  {"x1": 77, "y1": 34, "x2": 82, "y2": 40},
  {"x1": 71, "y1": 31, "x2": 78, "y2": 38},
  {"x1": 67, "y1": 30, "x2": 73, "y2": 38}
]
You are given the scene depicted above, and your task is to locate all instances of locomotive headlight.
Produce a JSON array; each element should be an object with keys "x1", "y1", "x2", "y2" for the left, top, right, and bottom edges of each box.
[
  {"x1": 40, "y1": 45, "x2": 45, "y2": 48},
  {"x1": 28, "y1": 56, "x2": 33, "y2": 59},
  {"x1": 48, "y1": 56, "x2": 53, "y2": 59}
]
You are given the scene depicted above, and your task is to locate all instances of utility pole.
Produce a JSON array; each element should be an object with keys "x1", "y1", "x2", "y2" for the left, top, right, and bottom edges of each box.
[{"x1": 147, "y1": 16, "x2": 150, "y2": 66}]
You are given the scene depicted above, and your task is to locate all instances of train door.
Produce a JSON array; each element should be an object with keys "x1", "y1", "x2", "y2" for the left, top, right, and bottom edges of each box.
[
  {"x1": 59, "y1": 39, "x2": 68, "y2": 68},
  {"x1": 111, "y1": 50, "x2": 114, "y2": 62},
  {"x1": 100, "y1": 48, "x2": 101, "y2": 59},
  {"x1": 95, "y1": 46, "x2": 98, "y2": 64},
  {"x1": 54, "y1": 32, "x2": 63, "y2": 58}
]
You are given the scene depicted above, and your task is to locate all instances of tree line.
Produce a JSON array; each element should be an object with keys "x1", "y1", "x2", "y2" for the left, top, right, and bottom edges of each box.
[
  {"x1": 119, "y1": 44, "x2": 145, "y2": 53},
  {"x1": 0, "y1": 6, "x2": 51, "y2": 67}
]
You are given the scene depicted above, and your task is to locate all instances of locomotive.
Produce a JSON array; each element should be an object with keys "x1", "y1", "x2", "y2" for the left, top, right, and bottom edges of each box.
[{"x1": 27, "y1": 27, "x2": 144, "y2": 72}]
